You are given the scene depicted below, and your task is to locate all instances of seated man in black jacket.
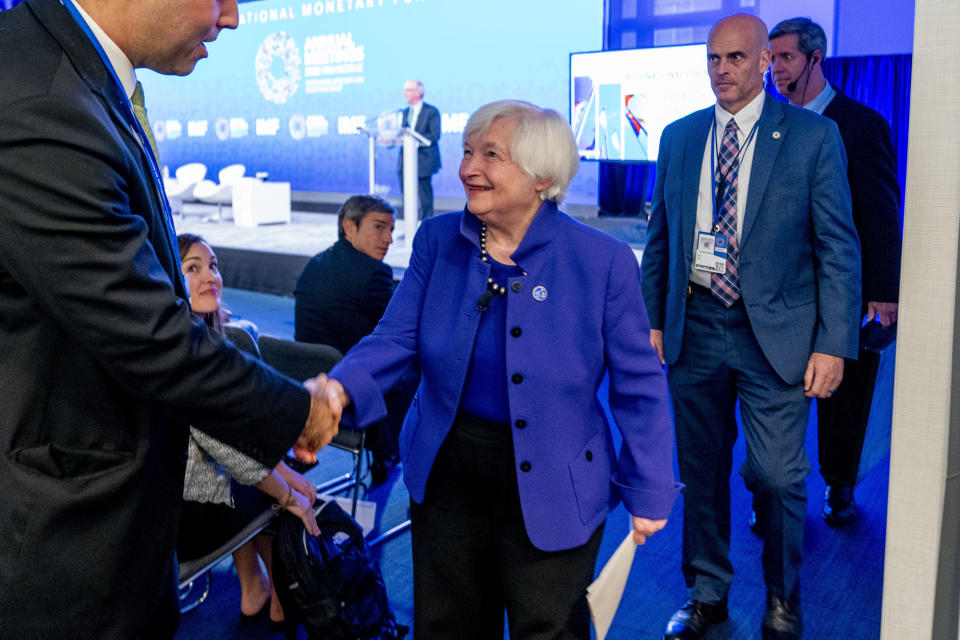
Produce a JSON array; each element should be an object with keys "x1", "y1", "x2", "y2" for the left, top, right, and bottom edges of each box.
[
  {"x1": 295, "y1": 195, "x2": 395, "y2": 352},
  {"x1": 295, "y1": 195, "x2": 409, "y2": 483}
]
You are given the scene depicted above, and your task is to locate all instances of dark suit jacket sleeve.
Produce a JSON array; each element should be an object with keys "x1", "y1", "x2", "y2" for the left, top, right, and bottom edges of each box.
[
  {"x1": 364, "y1": 263, "x2": 396, "y2": 324},
  {"x1": 829, "y1": 96, "x2": 901, "y2": 304},
  {"x1": 640, "y1": 122, "x2": 674, "y2": 331},
  {"x1": 419, "y1": 104, "x2": 441, "y2": 144},
  {"x1": 0, "y1": 93, "x2": 308, "y2": 465},
  {"x1": 418, "y1": 104, "x2": 442, "y2": 175}
]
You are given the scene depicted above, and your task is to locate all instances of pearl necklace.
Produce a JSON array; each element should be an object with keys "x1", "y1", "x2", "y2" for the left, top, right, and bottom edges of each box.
[{"x1": 477, "y1": 222, "x2": 507, "y2": 310}]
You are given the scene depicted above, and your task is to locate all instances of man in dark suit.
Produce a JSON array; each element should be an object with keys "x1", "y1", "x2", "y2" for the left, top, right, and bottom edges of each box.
[
  {"x1": 770, "y1": 17, "x2": 902, "y2": 526},
  {"x1": 397, "y1": 79, "x2": 442, "y2": 218},
  {"x1": 641, "y1": 14, "x2": 861, "y2": 640},
  {"x1": 295, "y1": 195, "x2": 414, "y2": 483},
  {"x1": 295, "y1": 195, "x2": 396, "y2": 354},
  {"x1": 0, "y1": 1, "x2": 338, "y2": 638}
]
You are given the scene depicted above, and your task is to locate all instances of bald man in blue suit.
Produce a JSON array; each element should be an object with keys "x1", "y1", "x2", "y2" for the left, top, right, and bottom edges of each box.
[{"x1": 641, "y1": 14, "x2": 860, "y2": 640}]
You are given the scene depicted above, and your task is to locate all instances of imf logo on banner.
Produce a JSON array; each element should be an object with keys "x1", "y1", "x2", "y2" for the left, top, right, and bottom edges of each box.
[{"x1": 255, "y1": 32, "x2": 302, "y2": 105}]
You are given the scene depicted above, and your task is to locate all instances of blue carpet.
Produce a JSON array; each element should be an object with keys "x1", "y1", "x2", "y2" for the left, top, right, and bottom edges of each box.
[{"x1": 176, "y1": 290, "x2": 888, "y2": 639}]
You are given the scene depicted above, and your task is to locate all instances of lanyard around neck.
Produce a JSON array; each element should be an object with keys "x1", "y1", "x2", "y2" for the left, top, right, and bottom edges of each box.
[{"x1": 709, "y1": 117, "x2": 760, "y2": 229}]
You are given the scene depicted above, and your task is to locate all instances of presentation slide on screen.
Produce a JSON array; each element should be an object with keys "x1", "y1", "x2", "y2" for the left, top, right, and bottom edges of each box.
[
  {"x1": 570, "y1": 44, "x2": 715, "y2": 163},
  {"x1": 141, "y1": 0, "x2": 602, "y2": 204}
]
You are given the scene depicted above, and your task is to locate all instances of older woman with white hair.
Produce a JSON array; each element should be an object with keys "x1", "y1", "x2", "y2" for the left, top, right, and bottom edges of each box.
[{"x1": 324, "y1": 100, "x2": 681, "y2": 639}]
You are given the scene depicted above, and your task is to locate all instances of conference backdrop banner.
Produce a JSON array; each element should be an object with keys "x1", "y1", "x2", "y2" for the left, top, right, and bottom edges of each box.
[{"x1": 141, "y1": 0, "x2": 602, "y2": 204}]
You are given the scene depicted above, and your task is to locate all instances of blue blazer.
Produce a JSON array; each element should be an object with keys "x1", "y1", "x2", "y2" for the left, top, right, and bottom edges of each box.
[
  {"x1": 331, "y1": 202, "x2": 681, "y2": 551},
  {"x1": 641, "y1": 95, "x2": 861, "y2": 384}
]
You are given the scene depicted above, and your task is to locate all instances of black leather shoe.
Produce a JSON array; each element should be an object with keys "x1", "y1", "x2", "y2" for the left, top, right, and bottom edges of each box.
[
  {"x1": 664, "y1": 599, "x2": 728, "y2": 639},
  {"x1": 761, "y1": 593, "x2": 801, "y2": 639},
  {"x1": 822, "y1": 484, "x2": 857, "y2": 525},
  {"x1": 370, "y1": 455, "x2": 398, "y2": 486},
  {"x1": 370, "y1": 458, "x2": 389, "y2": 485}
]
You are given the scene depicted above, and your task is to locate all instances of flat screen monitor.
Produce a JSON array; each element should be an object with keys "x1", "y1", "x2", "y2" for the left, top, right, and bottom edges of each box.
[{"x1": 570, "y1": 43, "x2": 715, "y2": 163}]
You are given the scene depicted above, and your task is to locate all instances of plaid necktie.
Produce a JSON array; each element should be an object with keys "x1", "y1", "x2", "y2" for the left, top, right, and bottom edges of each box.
[
  {"x1": 131, "y1": 81, "x2": 159, "y2": 162},
  {"x1": 711, "y1": 118, "x2": 741, "y2": 306}
]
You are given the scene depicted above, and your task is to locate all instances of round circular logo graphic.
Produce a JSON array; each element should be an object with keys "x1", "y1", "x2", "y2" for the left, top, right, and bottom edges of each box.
[
  {"x1": 289, "y1": 114, "x2": 306, "y2": 140},
  {"x1": 532, "y1": 286, "x2": 548, "y2": 301},
  {"x1": 255, "y1": 32, "x2": 302, "y2": 105},
  {"x1": 215, "y1": 117, "x2": 229, "y2": 141}
]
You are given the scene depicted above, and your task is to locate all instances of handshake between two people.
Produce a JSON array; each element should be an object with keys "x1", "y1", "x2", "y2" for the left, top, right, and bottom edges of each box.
[{"x1": 293, "y1": 374, "x2": 351, "y2": 464}]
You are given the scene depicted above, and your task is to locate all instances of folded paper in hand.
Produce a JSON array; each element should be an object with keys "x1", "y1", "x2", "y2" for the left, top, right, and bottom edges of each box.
[{"x1": 586, "y1": 531, "x2": 636, "y2": 640}]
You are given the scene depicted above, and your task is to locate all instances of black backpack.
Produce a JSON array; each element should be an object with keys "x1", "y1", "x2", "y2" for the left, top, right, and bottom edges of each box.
[{"x1": 271, "y1": 500, "x2": 409, "y2": 640}]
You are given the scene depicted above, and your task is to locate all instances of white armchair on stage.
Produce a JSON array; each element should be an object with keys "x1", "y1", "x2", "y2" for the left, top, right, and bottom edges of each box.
[
  {"x1": 192, "y1": 163, "x2": 246, "y2": 222},
  {"x1": 164, "y1": 162, "x2": 207, "y2": 216}
]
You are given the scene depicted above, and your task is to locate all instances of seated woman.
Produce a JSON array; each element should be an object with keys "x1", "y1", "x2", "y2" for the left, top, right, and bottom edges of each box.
[{"x1": 176, "y1": 233, "x2": 320, "y2": 626}]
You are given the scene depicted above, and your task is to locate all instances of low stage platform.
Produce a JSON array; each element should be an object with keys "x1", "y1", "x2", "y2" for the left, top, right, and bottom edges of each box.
[{"x1": 172, "y1": 200, "x2": 649, "y2": 297}]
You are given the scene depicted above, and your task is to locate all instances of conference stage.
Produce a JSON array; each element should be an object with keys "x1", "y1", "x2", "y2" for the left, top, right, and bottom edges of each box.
[{"x1": 172, "y1": 196, "x2": 649, "y2": 297}]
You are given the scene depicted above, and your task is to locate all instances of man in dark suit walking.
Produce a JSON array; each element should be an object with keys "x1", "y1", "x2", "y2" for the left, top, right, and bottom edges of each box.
[
  {"x1": 770, "y1": 17, "x2": 902, "y2": 526},
  {"x1": 641, "y1": 14, "x2": 861, "y2": 640},
  {"x1": 0, "y1": 1, "x2": 339, "y2": 638},
  {"x1": 397, "y1": 79, "x2": 442, "y2": 218}
]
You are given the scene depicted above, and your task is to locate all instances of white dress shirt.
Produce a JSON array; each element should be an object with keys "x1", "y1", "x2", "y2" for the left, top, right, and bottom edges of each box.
[
  {"x1": 689, "y1": 90, "x2": 766, "y2": 287},
  {"x1": 803, "y1": 82, "x2": 837, "y2": 115},
  {"x1": 69, "y1": 0, "x2": 137, "y2": 100},
  {"x1": 407, "y1": 100, "x2": 422, "y2": 129}
]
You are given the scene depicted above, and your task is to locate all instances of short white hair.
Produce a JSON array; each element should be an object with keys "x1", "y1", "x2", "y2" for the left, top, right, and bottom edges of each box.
[{"x1": 463, "y1": 100, "x2": 579, "y2": 203}]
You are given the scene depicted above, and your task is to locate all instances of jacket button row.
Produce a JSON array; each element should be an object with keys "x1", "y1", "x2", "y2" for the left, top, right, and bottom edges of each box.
[
  {"x1": 520, "y1": 461, "x2": 531, "y2": 472},
  {"x1": 512, "y1": 373, "x2": 523, "y2": 384},
  {"x1": 510, "y1": 327, "x2": 522, "y2": 338},
  {"x1": 515, "y1": 419, "x2": 526, "y2": 429}
]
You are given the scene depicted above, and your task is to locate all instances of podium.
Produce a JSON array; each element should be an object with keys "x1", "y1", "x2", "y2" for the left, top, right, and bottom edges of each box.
[
  {"x1": 399, "y1": 126, "x2": 430, "y2": 248},
  {"x1": 377, "y1": 112, "x2": 430, "y2": 248}
]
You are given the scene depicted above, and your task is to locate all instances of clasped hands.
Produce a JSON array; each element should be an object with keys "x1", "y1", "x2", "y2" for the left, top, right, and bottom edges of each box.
[{"x1": 292, "y1": 374, "x2": 349, "y2": 463}]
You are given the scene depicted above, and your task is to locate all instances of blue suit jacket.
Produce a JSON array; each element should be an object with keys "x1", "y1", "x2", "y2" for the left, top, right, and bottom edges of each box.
[
  {"x1": 331, "y1": 202, "x2": 681, "y2": 551},
  {"x1": 641, "y1": 95, "x2": 861, "y2": 383}
]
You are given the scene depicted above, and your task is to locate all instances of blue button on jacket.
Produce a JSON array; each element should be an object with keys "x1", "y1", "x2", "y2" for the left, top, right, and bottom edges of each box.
[{"x1": 331, "y1": 201, "x2": 682, "y2": 551}]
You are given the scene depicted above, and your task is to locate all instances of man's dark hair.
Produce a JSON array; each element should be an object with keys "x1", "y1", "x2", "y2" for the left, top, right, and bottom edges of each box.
[
  {"x1": 338, "y1": 195, "x2": 395, "y2": 240},
  {"x1": 769, "y1": 17, "x2": 827, "y2": 58}
]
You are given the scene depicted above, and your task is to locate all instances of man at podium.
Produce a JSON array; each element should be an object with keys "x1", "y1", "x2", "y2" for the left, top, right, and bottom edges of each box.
[{"x1": 397, "y1": 79, "x2": 441, "y2": 218}]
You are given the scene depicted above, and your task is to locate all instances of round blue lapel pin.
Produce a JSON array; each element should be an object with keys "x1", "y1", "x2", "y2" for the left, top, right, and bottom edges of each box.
[{"x1": 532, "y1": 286, "x2": 548, "y2": 301}]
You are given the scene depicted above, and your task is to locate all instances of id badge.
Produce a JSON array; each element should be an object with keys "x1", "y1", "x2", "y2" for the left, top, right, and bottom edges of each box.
[{"x1": 694, "y1": 231, "x2": 727, "y2": 274}]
